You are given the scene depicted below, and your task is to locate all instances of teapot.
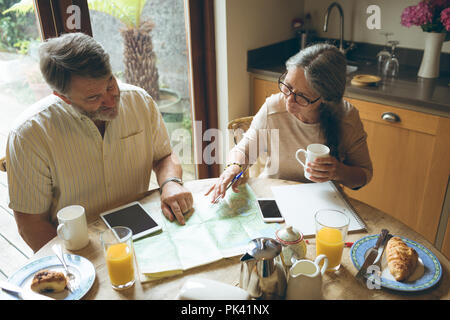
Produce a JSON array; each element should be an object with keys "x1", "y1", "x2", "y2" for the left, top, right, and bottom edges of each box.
[
  {"x1": 239, "y1": 237, "x2": 287, "y2": 300},
  {"x1": 285, "y1": 254, "x2": 328, "y2": 300},
  {"x1": 275, "y1": 226, "x2": 307, "y2": 269}
]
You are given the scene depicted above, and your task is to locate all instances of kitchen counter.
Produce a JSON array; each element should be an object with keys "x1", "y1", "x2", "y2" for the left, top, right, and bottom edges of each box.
[
  {"x1": 248, "y1": 41, "x2": 450, "y2": 260},
  {"x1": 247, "y1": 38, "x2": 450, "y2": 118},
  {"x1": 249, "y1": 64, "x2": 450, "y2": 118}
]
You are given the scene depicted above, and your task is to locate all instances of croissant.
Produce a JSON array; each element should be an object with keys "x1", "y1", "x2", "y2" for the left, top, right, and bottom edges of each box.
[{"x1": 386, "y1": 237, "x2": 418, "y2": 282}]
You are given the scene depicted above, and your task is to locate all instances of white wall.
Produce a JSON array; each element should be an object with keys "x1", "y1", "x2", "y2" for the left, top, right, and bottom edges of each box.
[
  {"x1": 214, "y1": 0, "x2": 448, "y2": 168},
  {"x1": 304, "y1": 0, "x2": 450, "y2": 52},
  {"x1": 214, "y1": 0, "x2": 305, "y2": 134},
  {"x1": 215, "y1": 0, "x2": 449, "y2": 122}
]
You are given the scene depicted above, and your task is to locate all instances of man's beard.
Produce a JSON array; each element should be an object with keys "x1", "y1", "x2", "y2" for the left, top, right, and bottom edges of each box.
[{"x1": 72, "y1": 93, "x2": 121, "y2": 121}]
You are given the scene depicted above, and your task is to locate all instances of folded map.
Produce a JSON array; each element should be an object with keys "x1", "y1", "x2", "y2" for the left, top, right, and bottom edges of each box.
[{"x1": 133, "y1": 184, "x2": 280, "y2": 282}]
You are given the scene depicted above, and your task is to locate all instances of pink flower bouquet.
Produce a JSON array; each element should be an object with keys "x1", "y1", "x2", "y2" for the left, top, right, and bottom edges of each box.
[
  {"x1": 442, "y1": 7, "x2": 450, "y2": 31},
  {"x1": 401, "y1": 0, "x2": 450, "y2": 32}
]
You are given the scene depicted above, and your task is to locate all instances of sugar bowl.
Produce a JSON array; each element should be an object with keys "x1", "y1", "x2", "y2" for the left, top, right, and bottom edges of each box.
[{"x1": 275, "y1": 226, "x2": 307, "y2": 268}]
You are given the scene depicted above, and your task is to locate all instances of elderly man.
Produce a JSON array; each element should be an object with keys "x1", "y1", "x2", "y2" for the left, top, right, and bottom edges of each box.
[{"x1": 6, "y1": 33, "x2": 193, "y2": 252}]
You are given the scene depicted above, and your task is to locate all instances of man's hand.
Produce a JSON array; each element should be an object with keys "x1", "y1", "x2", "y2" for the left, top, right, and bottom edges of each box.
[{"x1": 160, "y1": 182, "x2": 193, "y2": 225}]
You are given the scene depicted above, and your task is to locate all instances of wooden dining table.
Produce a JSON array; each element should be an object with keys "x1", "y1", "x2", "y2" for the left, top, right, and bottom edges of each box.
[{"x1": 31, "y1": 178, "x2": 449, "y2": 300}]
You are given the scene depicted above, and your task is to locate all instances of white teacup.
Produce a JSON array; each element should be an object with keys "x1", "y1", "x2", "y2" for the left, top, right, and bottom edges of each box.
[
  {"x1": 295, "y1": 144, "x2": 330, "y2": 180},
  {"x1": 57, "y1": 205, "x2": 89, "y2": 251}
]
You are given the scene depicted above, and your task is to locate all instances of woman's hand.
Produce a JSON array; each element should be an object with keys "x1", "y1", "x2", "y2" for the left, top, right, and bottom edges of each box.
[
  {"x1": 204, "y1": 164, "x2": 243, "y2": 203},
  {"x1": 306, "y1": 156, "x2": 342, "y2": 183}
]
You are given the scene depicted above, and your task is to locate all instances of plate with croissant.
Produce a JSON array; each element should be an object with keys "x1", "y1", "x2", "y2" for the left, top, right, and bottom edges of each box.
[
  {"x1": 7, "y1": 254, "x2": 95, "y2": 300},
  {"x1": 350, "y1": 235, "x2": 442, "y2": 292}
]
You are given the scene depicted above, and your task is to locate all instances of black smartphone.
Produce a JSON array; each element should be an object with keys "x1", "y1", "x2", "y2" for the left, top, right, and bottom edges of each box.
[{"x1": 256, "y1": 199, "x2": 284, "y2": 223}]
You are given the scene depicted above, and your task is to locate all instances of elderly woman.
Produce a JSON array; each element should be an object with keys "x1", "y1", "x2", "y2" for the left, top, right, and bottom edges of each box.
[{"x1": 206, "y1": 43, "x2": 373, "y2": 202}]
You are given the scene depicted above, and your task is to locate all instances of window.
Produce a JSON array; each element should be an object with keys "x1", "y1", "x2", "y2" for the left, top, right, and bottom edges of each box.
[
  {"x1": 0, "y1": 0, "x2": 52, "y2": 172},
  {"x1": 1, "y1": 0, "x2": 220, "y2": 183},
  {"x1": 88, "y1": 0, "x2": 196, "y2": 184}
]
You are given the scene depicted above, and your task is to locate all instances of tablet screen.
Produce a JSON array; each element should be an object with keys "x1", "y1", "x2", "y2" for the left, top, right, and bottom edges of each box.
[{"x1": 101, "y1": 204, "x2": 159, "y2": 237}]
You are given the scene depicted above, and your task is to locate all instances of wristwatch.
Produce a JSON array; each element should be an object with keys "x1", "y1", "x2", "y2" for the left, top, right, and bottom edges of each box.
[{"x1": 160, "y1": 177, "x2": 183, "y2": 192}]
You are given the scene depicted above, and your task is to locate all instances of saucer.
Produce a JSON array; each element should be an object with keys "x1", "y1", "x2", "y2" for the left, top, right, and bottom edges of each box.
[{"x1": 8, "y1": 254, "x2": 95, "y2": 300}]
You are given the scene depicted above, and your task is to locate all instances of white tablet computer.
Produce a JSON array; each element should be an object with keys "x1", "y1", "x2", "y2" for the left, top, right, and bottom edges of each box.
[{"x1": 100, "y1": 202, "x2": 162, "y2": 240}]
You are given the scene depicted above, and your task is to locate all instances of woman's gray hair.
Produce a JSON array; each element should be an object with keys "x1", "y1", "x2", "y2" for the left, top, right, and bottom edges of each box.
[
  {"x1": 286, "y1": 43, "x2": 347, "y2": 158},
  {"x1": 286, "y1": 43, "x2": 346, "y2": 103},
  {"x1": 39, "y1": 32, "x2": 112, "y2": 95}
]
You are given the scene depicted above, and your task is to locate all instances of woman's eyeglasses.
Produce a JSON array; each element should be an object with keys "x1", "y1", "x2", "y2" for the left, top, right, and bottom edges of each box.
[{"x1": 278, "y1": 72, "x2": 321, "y2": 106}]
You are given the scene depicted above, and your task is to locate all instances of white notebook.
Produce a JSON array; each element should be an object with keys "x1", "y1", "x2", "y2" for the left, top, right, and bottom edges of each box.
[{"x1": 271, "y1": 182, "x2": 366, "y2": 237}]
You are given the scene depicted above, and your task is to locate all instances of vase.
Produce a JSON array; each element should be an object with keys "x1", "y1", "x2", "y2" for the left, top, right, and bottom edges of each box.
[{"x1": 417, "y1": 32, "x2": 446, "y2": 79}]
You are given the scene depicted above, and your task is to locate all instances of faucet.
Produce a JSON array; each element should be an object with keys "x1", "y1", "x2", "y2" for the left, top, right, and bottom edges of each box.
[{"x1": 323, "y1": 2, "x2": 345, "y2": 54}]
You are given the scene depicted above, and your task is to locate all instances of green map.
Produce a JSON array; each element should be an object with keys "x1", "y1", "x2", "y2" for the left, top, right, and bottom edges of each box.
[{"x1": 133, "y1": 184, "x2": 280, "y2": 282}]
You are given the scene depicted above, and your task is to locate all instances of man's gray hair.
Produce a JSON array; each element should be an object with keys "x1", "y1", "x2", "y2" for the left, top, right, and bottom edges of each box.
[
  {"x1": 286, "y1": 43, "x2": 346, "y2": 103},
  {"x1": 39, "y1": 32, "x2": 112, "y2": 95}
]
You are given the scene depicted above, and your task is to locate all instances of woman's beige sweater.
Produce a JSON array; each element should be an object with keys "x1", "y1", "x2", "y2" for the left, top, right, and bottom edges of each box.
[{"x1": 234, "y1": 93, "x2": 373, "y2": 186}]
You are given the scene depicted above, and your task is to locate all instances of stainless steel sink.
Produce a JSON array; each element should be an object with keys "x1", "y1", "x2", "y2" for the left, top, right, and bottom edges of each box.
[
  {"x1": 346, "y1": 65, "x2": 358, "y2": 74},
  {"x1": 346, "y1": 58, "x2": 375, "y2": 74}
]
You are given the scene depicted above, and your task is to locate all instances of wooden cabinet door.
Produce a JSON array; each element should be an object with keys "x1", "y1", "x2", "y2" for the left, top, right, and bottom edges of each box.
[
  {"x1": 442, "y1": 219, "x2": 450, "y2": 260},
  {"x1": 344, "y1": 98, "x2": 450, "y2": 243},
  {"x1": 253, "y1": 78, "x2": 278, "y2": 114}
]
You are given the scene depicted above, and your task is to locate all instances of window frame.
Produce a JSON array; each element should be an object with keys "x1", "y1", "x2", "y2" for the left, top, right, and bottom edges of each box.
[
  {"x1": 33, "y1": 0, "x2": 219, "y2": 179},
  {"x1": 34, "y1": 0, "x2": 92, "y2": 39}
]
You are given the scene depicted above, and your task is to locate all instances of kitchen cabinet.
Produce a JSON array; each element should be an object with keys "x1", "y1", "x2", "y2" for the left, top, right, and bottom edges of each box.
[
  {"x1": 343, "y1": 98, "x2": 450, "y2": 245},
  {"x1": 252, "y1": 77, "x2": 278, "y2": 114},
  {"x1": 251, "y1": 76, "x2": 450, "y2": 246},
  {"x1": 442, "y1": 218, "x2": 450, "y2": 259}
]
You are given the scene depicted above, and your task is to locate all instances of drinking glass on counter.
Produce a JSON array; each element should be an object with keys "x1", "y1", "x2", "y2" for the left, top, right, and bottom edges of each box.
[
  {"x1": 376, "y1": 32, "x2": 393, "y2": 75},
  {"x1": 315, "y1": 209, "x2": 349, "y2": 271},
  {"x1": 100, "y1": 226, "x2": 136, "y2": 290},
  {"x1": 383, "y1": 40, "x2": 400, "y2": 78}
]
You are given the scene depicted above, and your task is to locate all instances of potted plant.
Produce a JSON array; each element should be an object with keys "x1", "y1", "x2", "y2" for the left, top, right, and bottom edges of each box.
[
  {"x1": 88, "y1": 0, "x2": 183, "y2": 138},
  {"x1": 401, "y1": 0, "x2": 450, "y2": 78},
  {"x1": 88, "y1": 0, "x2": 161, "y2": 99}
]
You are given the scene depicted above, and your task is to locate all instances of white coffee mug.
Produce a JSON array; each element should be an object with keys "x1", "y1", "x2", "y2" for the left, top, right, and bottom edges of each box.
[
  {"x1": 57, "y1": 205, "x2": 89, "y2": 251},
  {"x1": 295, "y1": 144, "x2": 330, "y2": 180}
]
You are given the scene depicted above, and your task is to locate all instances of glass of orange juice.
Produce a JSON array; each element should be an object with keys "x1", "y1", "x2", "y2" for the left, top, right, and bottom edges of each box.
[
  {"x1": 314, "y1": 209, "x2": 349, "y2": 271},
  {"x1": 100, "y1": 226, "x2": 135, "y2": 290}
]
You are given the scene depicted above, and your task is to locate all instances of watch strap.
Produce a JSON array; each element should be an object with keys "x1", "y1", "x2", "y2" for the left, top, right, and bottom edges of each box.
[{"x1": 160, "y1": 177, "x2": 183, "y2": 192}]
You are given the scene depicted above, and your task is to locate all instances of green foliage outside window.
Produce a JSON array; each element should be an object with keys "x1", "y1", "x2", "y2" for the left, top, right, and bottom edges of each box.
[{"x1": 0, "y1": 0, "x2": 37, "y2": 53}]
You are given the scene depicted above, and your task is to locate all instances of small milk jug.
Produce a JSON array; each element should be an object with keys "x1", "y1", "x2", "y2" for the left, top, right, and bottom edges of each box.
[{"x1": 285, "y1": 254, "x2": 328, "y2": 300}]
